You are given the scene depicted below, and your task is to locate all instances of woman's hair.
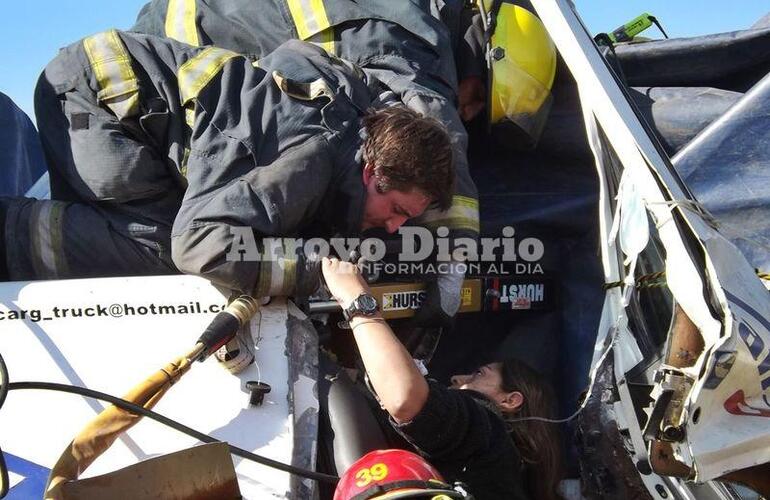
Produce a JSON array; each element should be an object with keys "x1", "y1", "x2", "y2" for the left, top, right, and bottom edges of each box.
[{"x1": 499, "y1": 359, "x2": 563, "y2": 500}]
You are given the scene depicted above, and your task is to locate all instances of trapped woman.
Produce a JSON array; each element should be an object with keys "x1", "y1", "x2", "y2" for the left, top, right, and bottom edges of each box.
[{"x1": 321, "y1": 257, "x2": 563, "y2": 500}]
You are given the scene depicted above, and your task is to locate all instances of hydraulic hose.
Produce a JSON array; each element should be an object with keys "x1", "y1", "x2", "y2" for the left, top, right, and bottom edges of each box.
[
  {"x1": 193, "y1": 295, "x2": 261, "y2": 360},
  {"x1": 0, "y1": 352, "x2": 8, "y2": 499},
  {"x1": 0, "y1": 295, "x2": 339, "y2": 500},
  {"x1": 2, "y1": 379, "x2": 338, "y2": 485}
]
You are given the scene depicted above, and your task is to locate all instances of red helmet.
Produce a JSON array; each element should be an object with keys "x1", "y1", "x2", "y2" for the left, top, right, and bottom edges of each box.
[{"x1": 334, "y1": 449, "x2": 468, "y2": 500}]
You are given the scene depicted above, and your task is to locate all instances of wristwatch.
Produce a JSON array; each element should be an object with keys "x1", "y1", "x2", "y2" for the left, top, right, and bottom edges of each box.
[{"x1": 342, "y1": 293, "x2": 379, "y2": 320}]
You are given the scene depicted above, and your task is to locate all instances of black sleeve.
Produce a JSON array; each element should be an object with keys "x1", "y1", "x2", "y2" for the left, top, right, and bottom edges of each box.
[
  {"x1": 390, "y1": 381, "x2": 530, "y2": 500},
  {"x1": 456, "y1": 8, "x2": 486, "y2": 81},
  {"x1": 171, "y1": 136, "x2": 333, "y2": 295},
  {"x1": 390, "y1": 380, "x2": 500, "y2": 463}
]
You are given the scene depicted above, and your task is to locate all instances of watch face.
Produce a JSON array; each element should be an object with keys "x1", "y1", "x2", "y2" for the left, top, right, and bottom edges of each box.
[{"x1": 358, "y1": 294, "x2": 378, "y2": 313}]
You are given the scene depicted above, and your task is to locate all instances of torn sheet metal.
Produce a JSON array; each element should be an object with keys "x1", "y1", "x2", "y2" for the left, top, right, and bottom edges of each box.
[{"x1": 532, "y1": 0, "x2": 770, "y2": 484}]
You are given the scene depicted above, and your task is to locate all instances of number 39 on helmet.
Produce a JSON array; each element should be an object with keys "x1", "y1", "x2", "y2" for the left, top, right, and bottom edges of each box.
[{"x1": 333, "y1": 449, "x2": 471, "y2": 500}]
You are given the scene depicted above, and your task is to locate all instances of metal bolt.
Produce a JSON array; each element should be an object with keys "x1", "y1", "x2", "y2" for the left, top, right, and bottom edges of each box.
[
  {"x1": 245, "y1": 381, "x2": 271, "y2": 406},
  {"x1": 490, "y1": 46, "x2": 506, "y2": 61}
]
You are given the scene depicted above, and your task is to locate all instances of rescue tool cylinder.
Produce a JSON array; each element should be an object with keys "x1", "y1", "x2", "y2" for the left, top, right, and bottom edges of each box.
[{"x1": 195, "y1": 296, "x2": 261, "y2": 360}]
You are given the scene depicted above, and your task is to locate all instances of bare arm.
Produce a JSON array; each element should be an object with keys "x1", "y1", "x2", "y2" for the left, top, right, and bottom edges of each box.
[{"x1": 321, "y1": 257, "x2": 429, "y2": 423}]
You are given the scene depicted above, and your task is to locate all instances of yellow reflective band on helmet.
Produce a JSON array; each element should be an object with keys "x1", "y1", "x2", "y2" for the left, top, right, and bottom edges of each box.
[
  {"x1": 254, "y1": 239, "x2": 298, "y2": 297},
  {"x1": 29, "y1": 201, "x2": 69, "y2": 279},
  {"x1": 82, "y1": 30, "x2": 140, "y2": 120},
  {"x1": 165, "y1": 0, "x2": 200, "y2": 46},
  {"x1": 178, "y1": 47, "x2": 239, "y2": 127},
  {"x1": 416, "y1": 195, "x2": 480, "y2": 234}
]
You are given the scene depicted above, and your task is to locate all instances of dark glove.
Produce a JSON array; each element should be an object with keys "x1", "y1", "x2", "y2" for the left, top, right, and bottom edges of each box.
[{"x1": 410, "y1": 261, "x2": 464, "y2": 329}]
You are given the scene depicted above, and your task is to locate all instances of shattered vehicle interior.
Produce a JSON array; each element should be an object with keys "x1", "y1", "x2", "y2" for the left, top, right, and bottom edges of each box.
[
  {"x1": 2, "y1": 0, "x2": 770, "y2": 499},
  {"x1": 316, "y1": 0, "x2": 770, "y2": 498}
]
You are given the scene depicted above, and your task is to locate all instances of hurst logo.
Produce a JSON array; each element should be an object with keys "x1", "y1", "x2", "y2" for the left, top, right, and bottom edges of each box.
[
  {"x1": 382, "y1": 291, "x2": 427, "y2": 312},
  {"x1": 499, "y1": 283, "x2": 545, "y2": 310}
]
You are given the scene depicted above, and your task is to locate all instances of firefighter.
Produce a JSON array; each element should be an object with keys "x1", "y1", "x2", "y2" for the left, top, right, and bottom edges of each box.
[
  {"x1": 0, "y1": 33, "x2": 454, "y2": 298},
  {"x1": 131, "y1": 0, "x2": 558, "y2": 327},
  {"x1": 131, "y1": 0, "x2": 482, "y2": 328},
  {"x1": 321, "y1": 257, "x2": 562, "y2": 500}
]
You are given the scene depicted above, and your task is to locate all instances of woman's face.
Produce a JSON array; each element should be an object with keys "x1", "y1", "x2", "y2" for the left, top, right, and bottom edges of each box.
[{"x1": 450, "y1": 362, "x2": 506, "y2": 400}]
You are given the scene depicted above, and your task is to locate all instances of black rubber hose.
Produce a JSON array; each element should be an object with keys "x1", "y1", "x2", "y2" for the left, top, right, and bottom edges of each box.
[
  {"x1": 0, "y1": 443, "x2": 7, "y2": 499},
  {"x1": 0, "y1": 352, "x2": 8, "y2": 411},
  {"x1": 196, "y1": 312, "x2": 241, "y2": 357},
  {"x1": 5, "y1": 381, "x2": 339, "y2": 485}
]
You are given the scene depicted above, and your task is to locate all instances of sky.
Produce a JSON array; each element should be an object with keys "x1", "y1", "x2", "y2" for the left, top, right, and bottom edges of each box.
[{"x1": 0, "y1": 1, "x2": 768, "y2": 121}]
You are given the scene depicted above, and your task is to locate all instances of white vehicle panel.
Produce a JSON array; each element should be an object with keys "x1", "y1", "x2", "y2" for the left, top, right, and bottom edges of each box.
[{"x1": 0, "y1": 275, "x2": 306, "y2": 499}]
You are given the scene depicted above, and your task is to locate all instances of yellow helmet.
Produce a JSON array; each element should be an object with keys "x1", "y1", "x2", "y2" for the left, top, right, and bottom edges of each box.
[{"x1": 482, "y1": 2, "x2": 557, "y2": 149}]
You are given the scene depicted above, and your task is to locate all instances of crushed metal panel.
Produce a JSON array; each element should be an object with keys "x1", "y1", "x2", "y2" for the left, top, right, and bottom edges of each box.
[
  {"x1": 669, "y1": 201, "x2": 770, "y2": 479},
  {"x1": 532, "y1": 0, "x2": 770, "y2": 485},
  {"x1": 685, "y1": 244, "x2": 770, "y2": 478},
  {"x1": 576, "y1": 348, "x2": 655, "y2": 500},
  {"x1": 286, "y1": 301, "x2": 319, "y2": 499}
]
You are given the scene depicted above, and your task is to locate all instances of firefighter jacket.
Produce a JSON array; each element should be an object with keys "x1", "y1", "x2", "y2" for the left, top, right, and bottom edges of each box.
[
  {"x1": 132, "y1": 0, "x2": 480, "y2": 242},
  {"x1": 18, "y1": 32, "x2": 370, "y2": 294}
]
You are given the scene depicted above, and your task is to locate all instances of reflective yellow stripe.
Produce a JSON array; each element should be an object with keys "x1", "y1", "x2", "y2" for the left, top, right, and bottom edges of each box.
[
  {"x1": 178, "y1": 47, "x2": 239, "y2": 127},
  {"x1": 286, "y1": 0, "x2": 332, "y2": 39},
  {"x1": 184, "y1": 107, "x2": 196, "y2": 129},
  {"x1": 178, "y1": 47, "x2": 239, "y2": 105},
  {"x1": 82, "y1": 30, "x2": 140, "y2": 120},
  {"x1": 180, "y1": 147, "x2": 191, "y2": 178},
  {"x1": 417, "y1": 195, "x2": 480, "y2": 233},
  {"x1": 29, "y1": 201, "x2": 69, "y2": 279},
  {"x1": 316, "y1": 27, "x2": 335, "y2": 55},
  {"x1": 177, "y1": 47, "x2": 238, "y2": 176},
  {"x1": 165, "y1": 0, "x2": 200, "y2": 46}
]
